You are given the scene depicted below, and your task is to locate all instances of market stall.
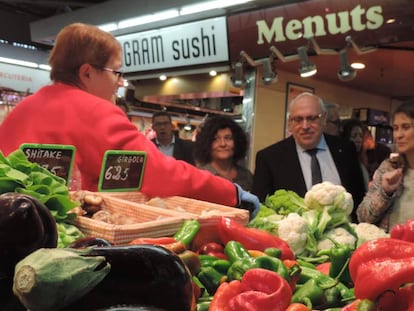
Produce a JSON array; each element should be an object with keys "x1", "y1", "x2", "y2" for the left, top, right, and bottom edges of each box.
[{"x1": 1, "y1": 149, "x2": 413, "y2": 310}]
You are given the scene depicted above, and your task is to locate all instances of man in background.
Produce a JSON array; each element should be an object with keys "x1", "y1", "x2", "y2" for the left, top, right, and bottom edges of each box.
[
  {"x1": 151, "y1": 111, "x2": 195, "y2": 165},
  {"x1": 323, "y1": 101, "x2": 341, "y2": 136},
  {"x1": 252, "y1": 92, "x2": 365, "y2": 221}
]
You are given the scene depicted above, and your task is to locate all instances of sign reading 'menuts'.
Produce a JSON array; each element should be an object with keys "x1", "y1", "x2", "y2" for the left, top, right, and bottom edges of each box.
[
  {"x1": 227, "y1": 0, "x2": 413, "y2": 61},
  {"x1": 98, "y1": 150, "x2": 147, "y2": 192}
]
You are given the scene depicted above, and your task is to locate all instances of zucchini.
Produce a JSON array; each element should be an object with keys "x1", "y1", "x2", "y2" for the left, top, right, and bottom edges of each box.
[{"x1": 13, "y1": 248, "x2": 110, "y2": 311}]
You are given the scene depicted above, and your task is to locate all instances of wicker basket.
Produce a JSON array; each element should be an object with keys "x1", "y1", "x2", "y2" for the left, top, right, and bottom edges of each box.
[
  {"x1": 99, "y1": 192, "x2": 250, "y2": 248},
  {"x1": 99, "y1": 192, "x2": 249, "y2": 223},
  {"x1": 72, "y1": 194, "x2": 195, "y2": 245}
]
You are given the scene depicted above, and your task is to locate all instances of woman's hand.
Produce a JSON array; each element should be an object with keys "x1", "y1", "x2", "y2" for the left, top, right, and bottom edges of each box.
[{"x1": 382, "y1": 168, "x2": 403, "y2": 195}]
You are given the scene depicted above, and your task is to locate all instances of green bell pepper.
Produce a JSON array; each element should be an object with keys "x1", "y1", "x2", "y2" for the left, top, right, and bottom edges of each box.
[
  {"x1": 197, "y1": 266, "x2": 226, "y2": 295},
  {"x1": 224, "y1": 241, "x2": 289, "y2": 281},
  {"x1": 317, "y1": 241, "x2": 354, "y2": 285},
  {"x1": 292, "y1": 278, "x2": 326, "y2": 309},
  {"x1": 173, "y1": 219, "x2": 200, "y2": 247},
  {"x1": 224, "y1": 240, "x2": 252, "y2": 262}
]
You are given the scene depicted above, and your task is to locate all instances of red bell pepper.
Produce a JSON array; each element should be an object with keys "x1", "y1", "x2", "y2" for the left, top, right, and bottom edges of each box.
[
  {"x1": 316, "y1": 262, "x2": 331, "y2": 275},
  {"x1": 217, "y1": 217, "x2": 295, "y2": 260},
  {"x1": 128, "y1": 237, "x2": 186, "y2": 253},
  {"x1": 209, "y1": 268, "x2": 292, "y2": 311},
  {"x1": 349, "y1": 238, "x2": 414, "y2": 301},
  {"x1": 285, "y1": 303, "x2": 311, "y2": 311},
  {"x1": 376, "y1": 283, "x2": 414, "y2": 311},
  {"x1": 128, "y1": 237, "x2": 178, "y2": 245},
  {"x1": 395, "y1": 283, "x2": 414, "y2": 310},
  {"x1": 197, "y1": 242, "x2": 228, "y2": 260},
  {"x1": 390, "y1": 218, "x2": 414, "y2": 242}
]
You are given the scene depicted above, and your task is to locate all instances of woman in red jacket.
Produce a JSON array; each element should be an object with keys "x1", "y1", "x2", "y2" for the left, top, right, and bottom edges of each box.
[{"x1": 0, "y1": 23, "x2": 258, "y2": 213}]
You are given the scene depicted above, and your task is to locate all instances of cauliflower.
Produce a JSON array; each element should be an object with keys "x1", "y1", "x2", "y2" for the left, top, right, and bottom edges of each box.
[
  {"x1": 276, "y1": 213, "x2": 309, "y2": 255},
  {"x1": 350, "y1": 222, "x2": 390, "y2": 246},
  {"x1": 304, "y1": 182, "x2": 353, "y2": 216},
  {"x1": 317, "y1": 227, "x2": 357, "y2": 251}
]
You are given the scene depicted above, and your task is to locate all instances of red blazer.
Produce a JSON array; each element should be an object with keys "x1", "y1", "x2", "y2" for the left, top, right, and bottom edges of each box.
[{"x1": 0, "y1": 83, "x2": 237, "y2": 206}]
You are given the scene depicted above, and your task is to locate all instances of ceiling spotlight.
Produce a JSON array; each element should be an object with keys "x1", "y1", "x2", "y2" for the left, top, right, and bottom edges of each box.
[
  {"x1": 261, "y1": 58, "x2": 277, "y2": 84},
  {"x1": 184, "y1": 118, "x2": 192, "y2": 131},
  {"x1": 159, "y1": 74, "x2": 167, "y2": 81},
  {"x1": 231, "y1": 62, "x2": 246, "y2": 88},
  {"x1": 351, "y1": 62, "x2": 365, "y2": 70},
  {"x1": 297, "y1": 46, "x2": 317, "y2": 78},
  {"x1": 337, "y1": 49, "x2": 356, "y2": 81}
]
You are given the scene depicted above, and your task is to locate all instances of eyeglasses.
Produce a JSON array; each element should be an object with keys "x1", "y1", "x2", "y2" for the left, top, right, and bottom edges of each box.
[
  {"x1": 91, "y1": 64, "x2": 123, "y2": 79},
  {"x1": 289, "y1": 113, "x2": 323, "y2": 125}
]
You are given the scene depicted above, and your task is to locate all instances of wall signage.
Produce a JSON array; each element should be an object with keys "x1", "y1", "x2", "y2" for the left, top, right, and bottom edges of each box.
[
  {"x1": 0, "y1": 63, "x2": 51, "y2": 93},
  {"x1": 117, "y1": 17, "x2": 228, "y2": 72},
  {"x1": 227, "y1": 0, "x2": 414, "y2": 61},
  {"x1": 20, "y1": 143, "x2": 76, "y2": 184},
  {"x1": 98, "y1": 150, "x2": 146, "y2": 192}
]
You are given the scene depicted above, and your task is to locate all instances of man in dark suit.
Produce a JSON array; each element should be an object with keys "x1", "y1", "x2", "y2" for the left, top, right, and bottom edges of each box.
[
  {"x1": 151, "y1": 111, "x2": 195, "y2": 165},
  {"x1": 252, "y1": 92, "x2": 365, "y2": 221}
]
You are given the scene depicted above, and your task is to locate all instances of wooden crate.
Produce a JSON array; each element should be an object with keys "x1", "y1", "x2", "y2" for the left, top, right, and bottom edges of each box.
[{"x1": 72, "y1": 194, "x2": 195, "y2": 245}]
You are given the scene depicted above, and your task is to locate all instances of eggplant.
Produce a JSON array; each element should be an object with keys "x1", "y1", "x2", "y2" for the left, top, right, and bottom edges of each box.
[
  {"x1": 0, "y1": 192, "x2": 57, "y2": 303},
  {"x1": 68, "y1": 236, "x2": 113, "y2": 248},
  {"x1": 64, "y1": 245, "x2": 194, "y2": 311}
]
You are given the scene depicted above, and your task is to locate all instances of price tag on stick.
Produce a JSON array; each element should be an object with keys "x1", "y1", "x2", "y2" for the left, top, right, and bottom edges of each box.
[
  {"x1": 20, "y1": 143, "x2": 76, "y2": 184},
  {"x1": 98, "y1": 150, "x2": 147, "y2": 192}
]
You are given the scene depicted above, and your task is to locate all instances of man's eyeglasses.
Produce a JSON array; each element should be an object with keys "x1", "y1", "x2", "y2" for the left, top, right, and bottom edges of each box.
[
  {"x1": 289, "y1": 113, "x2": 323, "y2": 125},
  {"x1": 91, "y1": 64, "x2": 123, "y2": 79}
]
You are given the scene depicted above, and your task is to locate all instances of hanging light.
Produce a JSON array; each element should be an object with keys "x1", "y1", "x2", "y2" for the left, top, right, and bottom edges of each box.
[
  {"x1": 337, "y1": 49, "x2": 357, "y2": 81},
  {"x1": 184, "y1": 119, "x2": 192, "y2": 131},
  {"x1": 231, "y1": 62, "x2": 246, "y2": 88},
  {"x1": 261, "y1": 58, "x2": 277, "y2": 84},
  {"x1": 297, "y1": 46, "x2": 317, "y2": 78}
]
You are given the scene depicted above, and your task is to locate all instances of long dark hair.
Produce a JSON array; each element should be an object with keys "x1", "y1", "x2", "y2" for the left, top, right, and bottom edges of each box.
[
  {"x1": 194, "y1": 116, "x2": 248, "y2": 165},
  {"x1": 341, "y1": 119, "x2": 364, "y2": 141}
]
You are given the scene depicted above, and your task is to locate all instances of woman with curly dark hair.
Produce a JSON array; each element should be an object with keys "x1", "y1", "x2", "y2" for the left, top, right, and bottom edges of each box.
[{"x1": 194, "y1": 115, "x2": 253, "y2": 191}]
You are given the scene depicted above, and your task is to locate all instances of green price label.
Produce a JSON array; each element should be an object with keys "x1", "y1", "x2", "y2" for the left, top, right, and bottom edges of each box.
[
  {"x1": 98, "y1": 150, "x2": 147, "y2": 192},
  {"x1": 20, "y1": 143, "x2": 76, "y2": 184}
]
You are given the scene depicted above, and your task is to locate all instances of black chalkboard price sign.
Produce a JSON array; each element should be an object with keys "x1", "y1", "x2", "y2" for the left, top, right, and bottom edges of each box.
[
  {"x1": 98, "y1": 150, "x2": 147, "y2": 192},
  {"x1": 20, "y1": 143, "x2": 76, "y2": 184}
]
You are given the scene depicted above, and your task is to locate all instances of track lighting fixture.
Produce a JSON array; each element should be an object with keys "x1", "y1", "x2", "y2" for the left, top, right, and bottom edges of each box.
[
  {"x1": 261, "y1": 58, "x2": 277, "y2": 84},
  {"x1": 231, "y1": 61, "x2": 247, "y2": 88},
  {"x1": 345, "y1": 36, "x2": 376, "y2": 70},
  {"x1": 266, "y1": 36, "x2": 377, "y2": 82},
  {"x1": 297, "y1": 46, "x2": 317, "y2": 78},
  {"x1": 337, "y1": 49, "x2": 356, "y2": 81},
  {"x1": 345, "y1": 36, "x2": 377, "y2": 55}
]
